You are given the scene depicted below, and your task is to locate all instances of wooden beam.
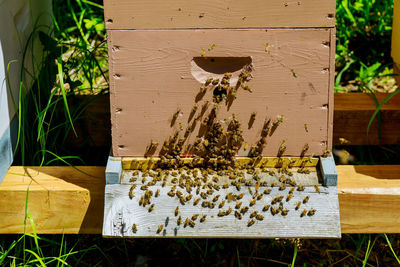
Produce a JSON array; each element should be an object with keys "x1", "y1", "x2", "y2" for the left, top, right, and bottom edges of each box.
[
  {"x1": 333, "y1": 93, "x2": 400, "y2": 145},
  {"x1": 1, "y1": 165, "x2": 400, "y2": 234}
]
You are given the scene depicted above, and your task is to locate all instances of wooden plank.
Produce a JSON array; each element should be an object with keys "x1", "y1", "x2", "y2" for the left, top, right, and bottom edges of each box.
[
  {"x1": 333, "y1": 93, "x2": 400, "y2": 145},
  {"x1": 103, "y1": 0, "x2": 336, "y2": 29},
  {"x1": 0, "y1": 166, "x2": 105, "y2": 234},
  {"x1": 1, "y1": 165, "x2": 400, "y2": 234},
  {"x1": 109, "y1": 29, "x2": 332, "y2": 157},
  {"x1": 103, "y1": 185, "x2": 340, "y2": 238}
]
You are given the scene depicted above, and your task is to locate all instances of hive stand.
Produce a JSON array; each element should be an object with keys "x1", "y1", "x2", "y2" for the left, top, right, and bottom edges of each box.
[{"x1": 103, "y1": 155, "x2": 340, "y2": 238}]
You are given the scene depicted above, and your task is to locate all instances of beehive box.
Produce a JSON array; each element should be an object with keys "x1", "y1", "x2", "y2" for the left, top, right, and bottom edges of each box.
[{"x1": 103, "y1": 0, "x2": 340, "y2": 238}]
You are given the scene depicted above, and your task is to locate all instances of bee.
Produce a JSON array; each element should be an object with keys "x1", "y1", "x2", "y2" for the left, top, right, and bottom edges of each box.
[
  {"x1": 249, "y1": 199, "x2": 256, "y2": 207},
  {"x1": 175, "y1": 207, "x2": 179, "y2": 216},
  {"x1": 193, "y1": 198, "x2": 201, "y2": 206},
  {"x1": 234, "y1": 210, "x2": 242, "y2": 220},
  {"x1": 247, "y1": 219, "x2": 255, "y2": 227},
  {"x1": 213, "y1": 195, "x2": 220, "y2": 202},
  {"x1": 248, "y1": 187, "x2": 253, "y2": 195},
  {"x1": 162, "y1": 181, "x2": 166, "y2": 187},
  {"x1": 281, "y1": 209, "x2": 289, "y2": 216},
  {"x1": 286, "y1": 193, "x2": 293, "y2": 202},
  {"x1": 271, "y1": 196, "x2": 283, "y2": 205},
  {"x1": 250, "y1": 211, "x2": 258, "y2": 218},
  {"x1": 237, "y1": 193, "x2": 244, "y2": 200},
  {"x1": 224, "y1": 72, "x2": 232, "y2": 78},
  {"x1": 189, "y1": 220, "x2": 195, "y2": 228},
  {"x1": 303, "y1": 196, "x2": 310, "y2": 204},
  {"x1": 200, "y1": 215, "x2": 207, "y2": 223},
  {"x1": 322, "y1": 150, "x2": 331, "y2": 158},
  {"x1": 167, "y1": 190, "x2": 175, "y2": 197},
  {"x1": 179, "y1": 197, "x2": 186, "y2": 205},
  {"x1": 184, "y1": 218, "x2": 190, "y2": 228},
  {"x1": 202, "y1": 201, "x2": 209, "y2": 208},
  {"x1": 186, "y1": 194, "x2": 192, "y2": 202},
  {"x1": 223, "y1": 183, "x2": 229, "y2": 189},
  {"x1": 289, "y1": 187, "x2": 295, "y2": 194},
  {"x1": 138, "y1": 197, "x2": 144, "y2": 206},
  {"x1": 148, "y1": 204, "x2": 155, "y2": 212},
  {"x1": 279, "y1": 183, "x2": 286, "y2": 191},
  {"x1": 242, "y1": 85, "x2": 253, "y2": 93},
  {"x1": 225, "y1": 207, "x2": 232, "y2": 215},
  {"x1": 271, "y1": 182, "x2": 277, "y2": 187},
  {"x1": 132, "y1": 224, "x2": 137, "y2": 233},
  {"x1": 235, "y1": 202, "x2": 242, "y2": 209},
  {"x1": 302, "y1": 144, "x2": 309, "y2": 156},
  {"x1": 240, "y1": 206, "x2": 249, "y2": 214},
  {"x1": 263, "y1": 204, "x2": 270, "y2": 212},
  {"x1": 200, "y1": 192, "x2": 208, "y2": 199},
  {"x1": 129, "y1": 184, "x2": 136, "y2": 199},
  {"x1": 212, "y1": 78, "x2": 220, "y2": 85},
  {"x1": 300, "y1": 209, "x2": 307, "y2": 217},
  {"x1": 256, "y1": 214, "x2": 264, "y2": 221},
  {"x1": 263, "y1": 188, "x2": 271, "y2": 195},
  {"x1": 278, "y1": 140, "x2": 286, "y2": 156},
  {"x1": 295, "y1": 201, "x2": 301, "y2": 210},
  {"x1": 304, "y1": 124, "x2": 309, "y2": 132},
  {"x1": 218, "y1": 200, "x2": 226, "y2": 208},
  {"x1": 270, "y1": 207, "x2": 278, "y2": 216},
  {"x1": 218, "y1": 210, "x2": 225, "y2": 217},
  {"x1": 192, "y1": 214, "x2": 199, "y2": 221},
  {"x1": 314, "y1": 185, "x2": 320, "y2": 193},
  {"x1": 307, "y1": 208, "x2": 316, "y2": 216},
  {"x1": 157, "y1": 225, "x2": 163, "y2": 234},
  {"x1": 140, "y1": 185, "x2": 148, "y2": 191},
  {"x1": 250, "y1": 112, "x2": 256, "y2": 120},
  {"x1": 207, "y1": 189, "x2": 214, "y2": 195},
  {"x1": 205, "y1": 77, "x2": 213, "y2": 85},
  {"x1": 155, "y1": 189, "x2": 160, "y2": 197},
  {"x1": 297, "y1": 185, "x2": 305, "y2": 191},
  {"x1": 177, "y1": 216, "x2": 182, "y2": 225}
]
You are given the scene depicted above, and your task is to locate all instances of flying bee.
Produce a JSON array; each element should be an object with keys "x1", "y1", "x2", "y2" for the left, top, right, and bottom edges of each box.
[
  {"x1": 157, "y1": 225, "x2": 163, "y2": 234},
  {"x1": 281, "y1": 209, "x2": 289, "y2": 216},
  {"x1": 249, "y1": 199, "x2": 256, "y2": 207},
  {"x1": 307, "y1": 208, "x2": 316, "y2": 216},
  {"x1": 200, "y1": 215, "x2": 207, "y2": 223},
  {"x1": 240, "y1": 206, "x2": 249, "y2": 214},
  {"x1": 314, "y1": 185, "x2": 320, "y2": 193},
  {"x1": 218, "y1": 200, "x2": 226, "y2": 208},
  {"x1": 235, "y1": 210, "x2": 242, "y2": 220},
  {"x1": 177, "y1": 216, "x2": 182, "y2": 225},
  {"x1": 286, "y1": 193, "x2": 293, "y2": 202},
  {"x1": 263, "y1": 204, "x2": 270, "y2": 212},
  {"x1": 250, "y1": 211, "x2": 258, "y2": 218},
  {"x1": 304, "y1": 124, "x2": 309, "y2": 132},
  {"x1": 297, "y1": 185, "x2": 305, "y2": 191},
  {"x1": 129, "y1": 184, "x2": 136, "y2": 199},
  {"x1": 247, "y1": 219, "x2": 255, "y2": 227},
  {"x1": 303, "y1": 196, "x2": 310, "y2": 204},
  {"x1": 300, "y1": 209, "x2": 307, "y2": 217},
  {"x1": 148, "y1": 204, "x2": 155, "y2": 212},
  {"x1": 132, "y1": 224, "x2": 138, "y2": 233},
  {"x1": 256, "y1": 214, "x2": 264, "y2": 221},
  {"x1": 192, "y1": 214, "x2": 199, "y2": 221},
  {"x1": 175, "y1": 207, "x2": 179, "y2": 216}
]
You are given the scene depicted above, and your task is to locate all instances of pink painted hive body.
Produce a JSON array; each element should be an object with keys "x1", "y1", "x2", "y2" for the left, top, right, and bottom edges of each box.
[{"x1": 104, "y1": 0, "x2": 336, "y2": 158}]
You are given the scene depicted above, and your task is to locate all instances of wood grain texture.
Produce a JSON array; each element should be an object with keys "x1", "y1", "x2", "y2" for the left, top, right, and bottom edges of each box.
[
  {"x1": 103, "y1": 184, "x2": 340, "y2": 238},
  {"x1": 103, "y1": 0, "x2": 336, "y2": 29},
  {"x1": 333, "y1": 93, "x2": 400, "y2": 145},
  {"x1": 109, "y1": 29, "x2": 333, "y2": 157},
  {"x1": 1, "y1": 165, "x2": 400, "y2": 234}
]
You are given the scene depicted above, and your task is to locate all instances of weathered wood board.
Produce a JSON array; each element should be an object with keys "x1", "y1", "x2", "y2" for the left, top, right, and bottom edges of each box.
[
  {"x1": 109, "y1": 29, "x2": 334, "y2": 157},
  {"x1": 103, "y1": 0, "x2": 336, "y2": 29},
  {"x1": 103, "y1": 184, "x2": 340, "y2": 238}
]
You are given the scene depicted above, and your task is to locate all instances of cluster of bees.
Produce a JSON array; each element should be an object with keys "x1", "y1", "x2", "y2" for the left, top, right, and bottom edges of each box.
[
  {"x1": 128, "y1": 161, "x2": 321, "y2": 235},
  {"x1": 133, "y1": 68, "x2": 328, "y2": 235}
]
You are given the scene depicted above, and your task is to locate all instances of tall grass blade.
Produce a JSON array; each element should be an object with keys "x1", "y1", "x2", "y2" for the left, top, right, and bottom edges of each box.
[{"x1": 384, "y1": 234, "x2": 400, "y2": 264}]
